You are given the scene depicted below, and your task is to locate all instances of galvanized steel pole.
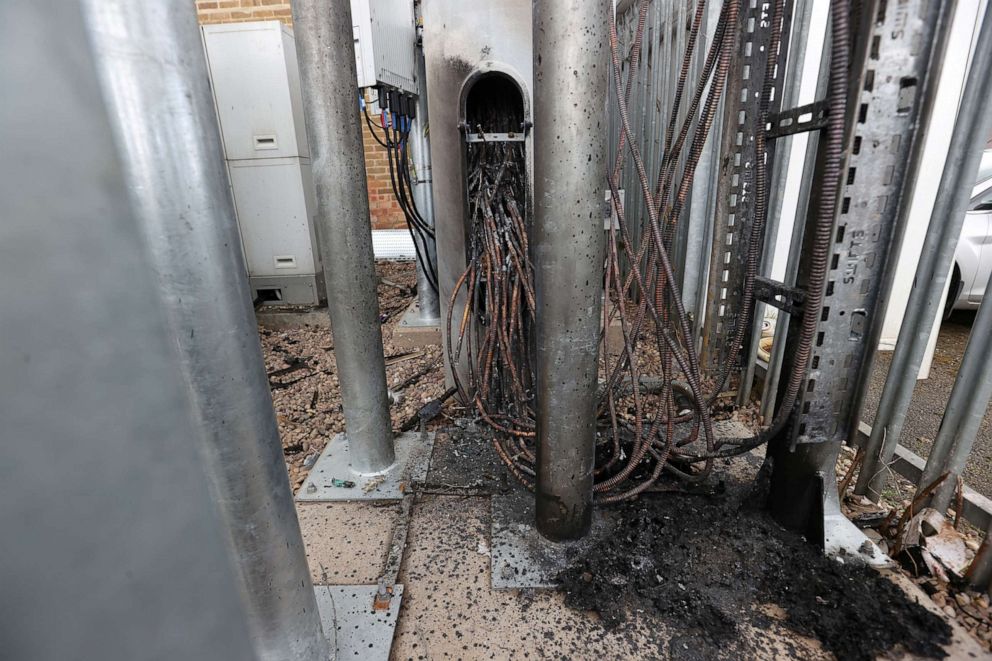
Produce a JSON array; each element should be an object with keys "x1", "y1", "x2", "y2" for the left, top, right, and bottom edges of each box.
[
  {"x1": 82, "y1": 3, "x2": 331, "y2": 659},
  {"x1": 921, "y1": 269, "x2": 992, "y2": 514},
  {"x1": 686, "y1": 0, "x2": 728, "y2": 330},
  {"x1": 410, "y1": 123, "x2": 440, "y2": 323},
  {"x1": 2, "y1": 1, "x2": 257, "y2": 656},
  {"x1": 411, "y1": 44, "x2": 441, "y2": 323},
  {"x1": 409, "y1": 123, "x2": 440, "y2": 322},
  {"x1": 293, "y1": 0, "x2": 395, "y2": 473},
  {"x1": 532, "y1": 0, "x2": 610, "y2": 541},
  {"x1": 855, "y1": 4, "x2": 992, "y2": 500}
]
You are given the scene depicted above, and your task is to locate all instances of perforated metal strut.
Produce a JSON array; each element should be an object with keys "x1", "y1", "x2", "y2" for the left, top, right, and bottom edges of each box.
[
  {"x1": 766, "y1": 0, "x2": 956, "y2": 538},
  {"x1": 787, "y1": 0, "x2": 952, "y2": 447},
  {"x1": 700, "y1": 0, "x2": 794, "y2": 380}
]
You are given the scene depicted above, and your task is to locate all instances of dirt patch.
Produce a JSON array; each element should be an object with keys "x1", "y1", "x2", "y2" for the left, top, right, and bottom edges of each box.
[
  {"x1": 261, "y1": 261, "x2": 451, "y2": 492},
  {"x1": 558, "y1": 476, "x2": 951, "y2": 660},
  {"x1": 863, "y1": 310, "x2": 992, "y2": 498}
]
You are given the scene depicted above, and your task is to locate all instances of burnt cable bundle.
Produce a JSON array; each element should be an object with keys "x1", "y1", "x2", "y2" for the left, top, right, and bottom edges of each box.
[{"x1": 447, "y1": 0, "x2": 850, "y2": 501}]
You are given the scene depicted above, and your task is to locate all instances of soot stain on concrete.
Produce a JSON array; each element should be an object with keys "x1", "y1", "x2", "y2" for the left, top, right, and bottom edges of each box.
[{"x1": 557, "y1": 477, "x2": 952, "y2": 660}]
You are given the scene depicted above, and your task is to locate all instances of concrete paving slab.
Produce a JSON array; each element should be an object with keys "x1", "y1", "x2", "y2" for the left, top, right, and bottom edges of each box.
[
  {"x1": 299, "y1": 502, "x2": 398, "y2": 585},
  {"x1": 390, "y1": 494, "x2": 831, "y2": 660},
  {"x1": 490, "y1": 487, "x2": 613, "y2": 589},
  {"x1": 291, "y1": 422, "x2": 985, "y2": 659},
  {"x1": 883, "y1": 571, "x2": 990, "y2": 659},
  {"x1": 316, "y1": 585, "x2": 403, "y2": 661}
]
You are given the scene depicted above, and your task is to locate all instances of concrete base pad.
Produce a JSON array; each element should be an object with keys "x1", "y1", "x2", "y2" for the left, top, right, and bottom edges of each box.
[
  {"x1": 315, "y1": 584, "x2": 402, "y2": 661},
  {"x1": 425, "y1": 425, "x2": 508, "y2": 495},
  {"x1": 391, "y1": 301, "x2": 441, "y2": 348},
  {"x1": 255, "y1": 305, "x2": 330, "y2": 330},
  {"x1": 490, "y1": 487, "x2": 614, "y2": 590},
  {"x1": 297, "y1": 432, "x2": 434, "y2": 502}
]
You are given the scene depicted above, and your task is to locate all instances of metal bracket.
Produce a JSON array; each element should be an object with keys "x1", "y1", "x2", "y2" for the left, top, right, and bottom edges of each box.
[
  {"x1": 765, "y1": 441, "x2": 890, "y2": 566},
  {"x1": 765, "y1": 100, "x2": 829, "y2": 140},
  {"x1": 464, "y1": 131, "x2": 526, "y2": 143},
  {"x1": 754, "y1": 275, "x2": 805, "y2": 315},
  {"x1": 459, "y1": 120, "x2": 531, "y2": 143}
]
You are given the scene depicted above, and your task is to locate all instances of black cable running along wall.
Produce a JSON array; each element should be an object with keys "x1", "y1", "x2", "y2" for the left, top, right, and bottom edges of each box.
[{"x1": 364, "y1": 87, "x2": 438, "y2": 292}]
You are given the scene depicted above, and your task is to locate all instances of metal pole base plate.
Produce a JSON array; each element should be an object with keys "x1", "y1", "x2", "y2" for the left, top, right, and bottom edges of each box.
[
  {"x1": 391, "y1": 301, "x2": 442, "y2": 348},
  {"x1": 490, "y1": 487, "x2": 613, "y2": 589},
  {"x1": 297, "y1": 432, "x2": 435, "y2": 501},
  {"x1": 766, "y1": 439, "x2": 890, "y2": 567},
  {"x1": 315, "y1": 585, "x2": 402, "y2": 660}
]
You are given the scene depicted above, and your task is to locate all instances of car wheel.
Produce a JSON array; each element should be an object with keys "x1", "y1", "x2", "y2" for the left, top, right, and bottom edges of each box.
[{"x1": 944, "y1": 263, "x2": 961, "y2": 319}]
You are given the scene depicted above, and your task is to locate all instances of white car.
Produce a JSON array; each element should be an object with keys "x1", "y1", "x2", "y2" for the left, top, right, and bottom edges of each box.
[{"x1": 947, "y1": 172, "x2": 992, "y2": 314}]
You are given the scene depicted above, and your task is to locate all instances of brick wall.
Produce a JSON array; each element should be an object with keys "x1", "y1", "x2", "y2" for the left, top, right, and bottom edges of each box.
[
  {"x1": 195, "y1": 0, "x2": 293, "y2": 23},
  {"x1": 195, "y1": 0, "x2": 407, "y2": 230},
  {"x1": 363, "y1": 117, "x2": 409, "y2": 229}
]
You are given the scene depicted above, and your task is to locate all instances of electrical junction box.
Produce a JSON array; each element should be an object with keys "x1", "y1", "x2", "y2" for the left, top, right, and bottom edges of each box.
[
  {"x1": 351, "y1": 0, "x2": 418, "y2": 93},
  {"x1": 202, "y1": 21, "x2": 323, "y2": 306}
]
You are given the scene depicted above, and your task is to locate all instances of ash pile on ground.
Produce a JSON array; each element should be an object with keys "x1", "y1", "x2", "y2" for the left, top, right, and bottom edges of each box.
[{"x1": 558, "y1": 476, "x2": 951, "y2": 660}]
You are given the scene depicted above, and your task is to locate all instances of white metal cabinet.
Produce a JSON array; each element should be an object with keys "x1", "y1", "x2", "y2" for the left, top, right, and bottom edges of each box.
[
  {"x1": 228, "y1": 157, "x2": 319, "y2": 277},
  {"x1": 202, "y1": 22, "x2": 309, "y2": 161},
  {"x1": 202, "y1": 21, "x2": 322, "y2": 305}
]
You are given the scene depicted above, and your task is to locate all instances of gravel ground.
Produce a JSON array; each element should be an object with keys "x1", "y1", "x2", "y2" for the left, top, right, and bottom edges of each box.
[
  {"x1": 260, "y1": 261, "x2": 452, "y2": 493},
  {"x1": 861, "y1": 310, "x2": 992, "y2": 497}
]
